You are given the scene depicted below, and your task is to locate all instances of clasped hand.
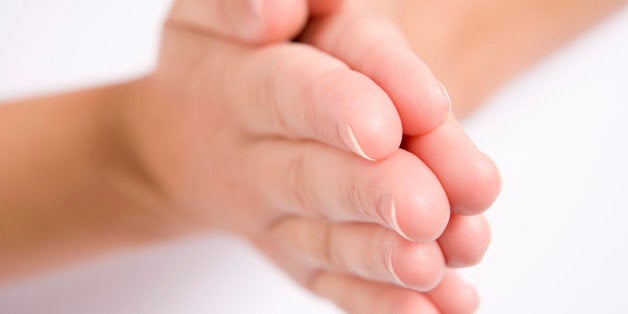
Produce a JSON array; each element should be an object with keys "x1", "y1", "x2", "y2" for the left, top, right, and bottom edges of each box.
[{"x1": 122, "y1": 1, "x2": 502, "y2": 312}]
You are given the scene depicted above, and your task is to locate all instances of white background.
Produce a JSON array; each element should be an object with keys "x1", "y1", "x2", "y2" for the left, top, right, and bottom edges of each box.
[{"x1": 0, "y1": 1, "x2": 627, "y2": 313}]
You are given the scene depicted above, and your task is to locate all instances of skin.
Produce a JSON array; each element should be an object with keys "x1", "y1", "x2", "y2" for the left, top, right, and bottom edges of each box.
[
  {"x1": 2, "y1": 0, "x2": 494, "y2": 309},
  {"x1": 1, "y1": 0, "x2": 622, "y2": 313},
  {"x1": 348, "y1": 0, "x2": 627, "y2": 117}
]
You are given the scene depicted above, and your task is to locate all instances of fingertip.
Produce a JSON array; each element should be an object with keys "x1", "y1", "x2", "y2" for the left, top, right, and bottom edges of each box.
[
  {"x1": 391, "y1": 241, "x2": 446, "y2": 291},
  {"x1": 338, "y1": 123, "x2": 377, "y2": 161},
  {"x1": 404, "y1": 121, "x2": 502, "y2": 216},
  {"x1": 464, "y1": 285, "x2": 482, "y2": 313},
  {"x1": 395, "y1": 194, "x2": 450, "y2": 242},
  {"x1": 333, "y1": 71, "x2": 403, "y2": 161},
  {"x1": 461, "y1": 283, "x2": 481, "y2": 314},
  {"x1": 452, "y1": 153, "x2": 502, "y2": 215},
  {"x1": 390, "y1": 292, "x2": 440, "y2": 314},
  {"x1": 359, "y1": 44, "x2": 450, "y2": 136},
  {"x1": 440, "y1": 215, "x2": 492, "y2": 268},
  {"x1": 345, "y1": 105, "x2": 402, "y2": 161},
  {"x1": 387, "y1": 151, "x2": 450, "y2": 242},
  {"x1": 401, "y1": 79, "x2": 451, "y2": 136},
  {"x1": 428, "y1": 270, "x2": 481, "y2": 314},
  {"x1": 440, "y1": 283, "x2": 480, "y2": 314},
  {"x1": 433, "y1": 79, "x2": 453, "y2": 128}
]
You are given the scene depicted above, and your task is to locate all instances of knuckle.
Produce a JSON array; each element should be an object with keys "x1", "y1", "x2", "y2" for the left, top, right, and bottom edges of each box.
[
  {"x1": 369, "y1": 227, "x2": 395, "y2": 275},
  {"x1": 318, "y1": 223, "x2": 341, "y2": 269},
  {"x1": 343, "y1": 171, "x2": 371, "y2": 221},
  {"x1": 261, "y1": 51, "x2": 292, "y2": 134},
  {"x1": 302, "y1": 91, "x2": 324, "y2": 139},
  {"x1": 267, "y1": 79, "x2": 291, "y2": 135},
  {"x1": 340, "y1": 161, "x2": 383, "y2": 223},
  {"x1": 302, "y1": 69, "x2": 339, "y2": 140},
  {"x1": 286, "y1": 147, "x2": 320, "y2": 218}
]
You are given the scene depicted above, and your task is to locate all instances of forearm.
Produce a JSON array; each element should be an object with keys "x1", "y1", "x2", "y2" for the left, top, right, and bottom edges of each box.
[
  {"x1": 351, "y1": 0, "x2": 626, "y2": 117},
  {"x1": 0, "y1": 82, "x2": 177, "y2": 281},
  {"x1": 437, "y1": 0, "x2": 626, "y2": 117}
]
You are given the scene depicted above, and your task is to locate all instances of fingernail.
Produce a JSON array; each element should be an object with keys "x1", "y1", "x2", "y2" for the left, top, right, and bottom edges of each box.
[
  {"x1": 338, "y1": 122, "x2": 376, "y2": 161},
  {"x1": 386, "y1": 247, "x2": 405, "y2": 287},
  {"x1": 437, "y1": 80, "x2": 451, "y2": 111},
  {"x1": 378, "y1": 195, "x2": 414, "y2": 241},
  {"x1": 389, "y1": 198, "x2": 413, "y2": 241}
]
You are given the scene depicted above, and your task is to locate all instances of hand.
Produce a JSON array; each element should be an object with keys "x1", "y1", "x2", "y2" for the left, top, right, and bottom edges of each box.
[
  {"x1": 122, "y1": 1, "x2": 500, "y2": 313},
  {"x1": 298, "y1": 9, "x2": 501, "y2": 313},
  {"x1": 343, "y1": 0, "x2": 626, "y2": 116}
]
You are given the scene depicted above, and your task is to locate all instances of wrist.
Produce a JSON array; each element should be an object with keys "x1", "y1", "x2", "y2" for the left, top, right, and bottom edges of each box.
[
  {"x1": 0, "y1": 81, "x2": 194, "y2": 279},
  {"x1": 99, "y1": 78, "x2": 203, "y2": 238},
  {"x1": 115, "y1": 76, "x2": 220, "y2": 236}
]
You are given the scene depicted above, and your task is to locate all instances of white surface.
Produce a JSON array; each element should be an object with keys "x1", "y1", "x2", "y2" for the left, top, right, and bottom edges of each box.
[{"x1": 0, "y1": 1, "x2": 627, "y2": 313}]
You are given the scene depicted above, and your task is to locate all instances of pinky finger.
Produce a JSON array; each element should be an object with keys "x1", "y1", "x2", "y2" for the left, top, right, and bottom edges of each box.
[{"x1": 310, "y1": 272, "x2": 439, "y2": 314}]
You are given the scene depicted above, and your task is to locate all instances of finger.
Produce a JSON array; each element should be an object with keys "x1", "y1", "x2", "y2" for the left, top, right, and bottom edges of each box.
[
  {"x1": 425, "y1": 269, "x2": 480, "y2": 314},
  {"x1": 227, "y1": 43, "x2": 402, "y2": 160},
  {"x1": 270, "y1": 218, "x2": 446, "y2": 291},
  {"x1": 251, "y1": 140, "x2": 450, "y2": 242},
  {"x1": 159, "y1": 27, "x2": 401, "y2": 159},
  {"x1": 300, "y1": 11, "x2": 451, "y2": 135},
  {"x1": 169, "y1": 0, "x2": 308, "y2": 43},
  {"x1": 438, "y1": 214, "x2": 491, "y2": 268},
  {"x1": 310, "y1": 272, "x2": 439, "y2": 314},
  {"x1": 404, "y1": 117, "x2": 502, "y2": 215},
  {"x1": 168, "y1": 28, "x2": 403, "y2": 161}
]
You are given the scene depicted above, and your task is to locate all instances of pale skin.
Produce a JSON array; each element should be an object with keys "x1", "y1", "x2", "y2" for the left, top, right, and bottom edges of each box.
[{"x1": 0, "y1": 0, "x2": 623, "y2": 313}]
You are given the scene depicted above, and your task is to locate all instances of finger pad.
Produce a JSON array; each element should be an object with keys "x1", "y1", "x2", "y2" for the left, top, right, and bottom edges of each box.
[
  {"x1": 386, "y1": 151, "x2": 450, "y2": 241},
  {"x1": 440, "y1": 215, "x2": 491, "y2": 267},
  {"x1": 392, "y1": 241, "x2": 445, "y2": 291},
  {"x1": 405, "y1": 124, "x2": 502, "y2": 215}
]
